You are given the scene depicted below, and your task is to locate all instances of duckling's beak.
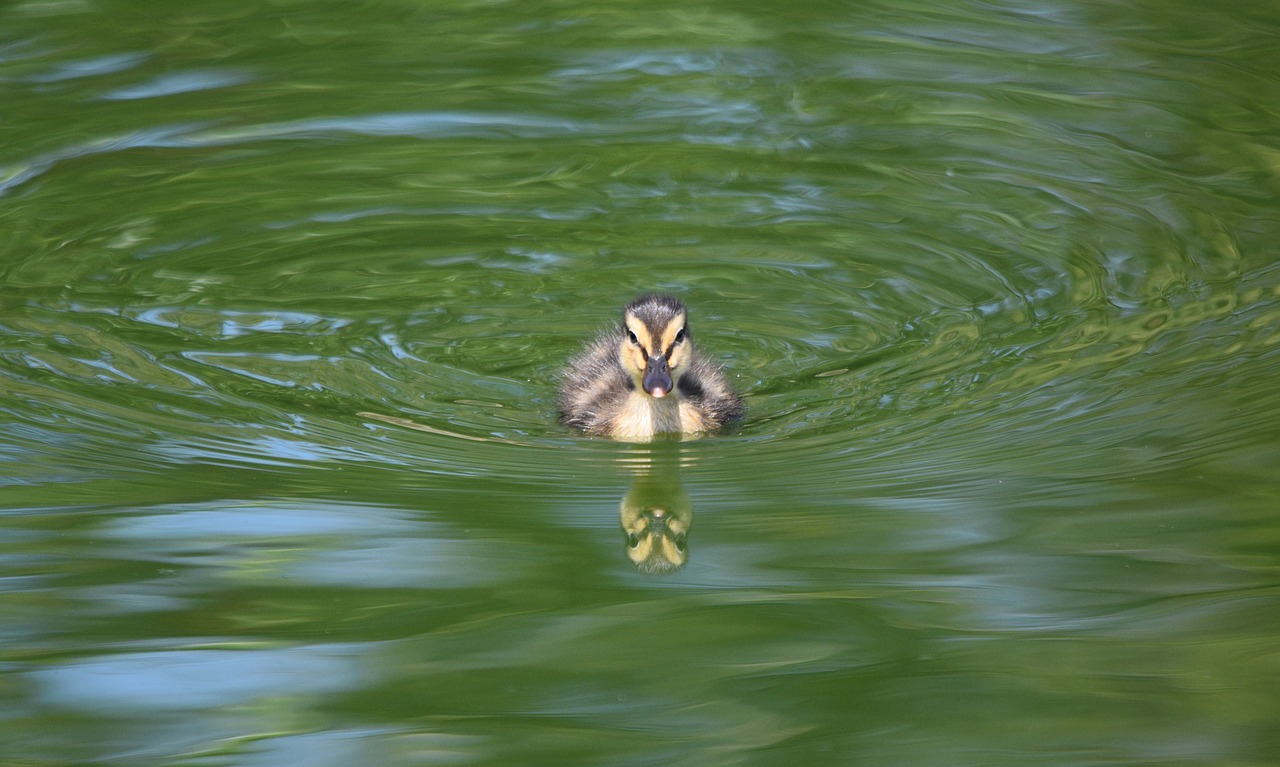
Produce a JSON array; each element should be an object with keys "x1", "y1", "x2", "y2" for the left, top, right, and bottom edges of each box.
[{"x1": 642, "y1": 355, "x2": 673, "y2": 398}]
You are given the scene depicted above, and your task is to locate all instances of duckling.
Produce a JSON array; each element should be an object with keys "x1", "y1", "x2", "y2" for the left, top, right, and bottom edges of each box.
[{"x1": 559, "y1": 294, "x2": 744, "y2": 439}]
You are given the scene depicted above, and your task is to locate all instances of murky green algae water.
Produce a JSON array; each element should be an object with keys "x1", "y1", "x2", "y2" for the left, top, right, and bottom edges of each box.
[{"x1": 3, "y1": 0, "x2": 1279, "y2": 764}]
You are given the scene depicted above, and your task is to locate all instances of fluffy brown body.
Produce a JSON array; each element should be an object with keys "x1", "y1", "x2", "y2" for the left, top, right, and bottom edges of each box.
[{"x1": 559, "y1": 295, "x2": 744, "y2": 440}]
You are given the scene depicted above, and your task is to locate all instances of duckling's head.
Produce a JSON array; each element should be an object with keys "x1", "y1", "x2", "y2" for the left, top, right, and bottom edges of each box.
[{"x1": 619, "y1": 294, "x2": 690, "y2": 399}]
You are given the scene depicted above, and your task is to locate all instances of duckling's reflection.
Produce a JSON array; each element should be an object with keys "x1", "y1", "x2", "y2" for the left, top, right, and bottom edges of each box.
[{"x1": 618, "y1": 445, "x2": 693, "y2": 573}]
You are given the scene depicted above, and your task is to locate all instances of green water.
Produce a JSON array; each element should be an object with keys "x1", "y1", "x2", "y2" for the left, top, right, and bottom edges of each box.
[{"x1": 3, "y1": 0, "x2": 1279, "y2": 764}]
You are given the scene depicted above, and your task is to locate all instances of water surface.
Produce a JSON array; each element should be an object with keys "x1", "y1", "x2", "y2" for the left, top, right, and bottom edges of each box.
[{"x1": 2, "y1": 0, "x2": 1279, "y2": 764}]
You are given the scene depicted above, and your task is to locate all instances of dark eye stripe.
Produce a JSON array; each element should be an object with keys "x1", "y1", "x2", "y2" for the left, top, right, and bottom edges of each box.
[{"x1": 663, "y1": 327, "x2": 687, "y2": 359}]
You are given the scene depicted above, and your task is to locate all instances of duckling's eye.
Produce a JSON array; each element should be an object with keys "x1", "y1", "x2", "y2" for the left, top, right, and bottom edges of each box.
[
  {"x1": 673, "y1": 327, "x2": 687, "y2": 345},
  {"x1": 626, "y1": 330, "x2": 640, "y2": 346},
  {"x1": 627, "y1": 533, "x2": 641, "y2": 549}
]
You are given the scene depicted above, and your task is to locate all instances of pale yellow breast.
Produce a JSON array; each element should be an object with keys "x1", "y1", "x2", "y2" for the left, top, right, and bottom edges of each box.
[{"x1": 609, "y1": 392, "x2": 706, "y2": 439}]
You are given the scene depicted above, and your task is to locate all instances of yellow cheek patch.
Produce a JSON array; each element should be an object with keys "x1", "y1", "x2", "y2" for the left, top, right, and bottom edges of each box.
[
  {"x1": 657, "y1": 312, "x2": 687, "y2": 352},
  {"x1": 621, "y1": 317, "x2": 654, "y2": 375},
  {"x1": 660, "y1": 312, "x2": 688, "y2": 369},
  {"x1": 624, "y1": 317, "x2": 655, "y2": 351},
  {"x1": 667, "y1": 343, "x2": 690, "y2": 371},
  {"x1": 621, "y1": 344, "x2": 647, "y2": 376}
]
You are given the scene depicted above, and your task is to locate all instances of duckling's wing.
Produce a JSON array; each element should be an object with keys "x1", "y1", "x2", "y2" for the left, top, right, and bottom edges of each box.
[
  {"x1": 682, "y1": 352, "x2": 744, "y2": 427},
  {"x1": 558, "y1": 335, "x2": 633, "y2": 434}
]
